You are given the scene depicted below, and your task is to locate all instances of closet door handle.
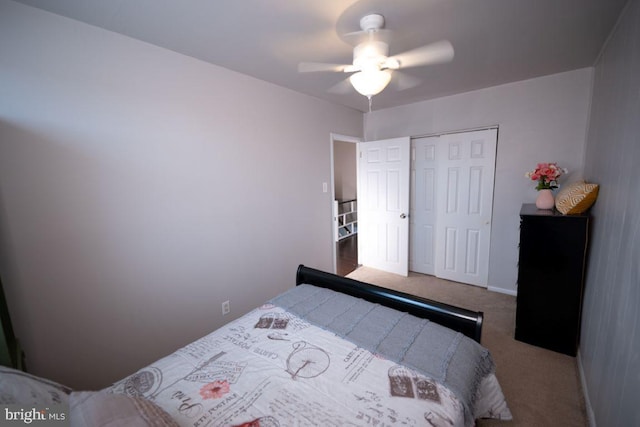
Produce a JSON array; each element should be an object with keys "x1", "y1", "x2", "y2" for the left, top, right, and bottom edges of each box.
[{"x1": 400, "y1": 213, "x2": 407, "y2": 219}]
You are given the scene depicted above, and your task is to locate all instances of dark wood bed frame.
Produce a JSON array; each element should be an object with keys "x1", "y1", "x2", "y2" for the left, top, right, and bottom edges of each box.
[{"x1": 295, "y1": 265, "x2": 483, "y2": 343}]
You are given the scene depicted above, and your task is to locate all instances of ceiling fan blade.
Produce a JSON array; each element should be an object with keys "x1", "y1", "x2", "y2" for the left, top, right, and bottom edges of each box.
[
  {"x1": 298, "y1": 62, "x2": 350, "y2": 73},
  {"x1": 389, "y1": 40, "x2": 454, "y2": 69},
  {"x1": 393, "y1": 71, "x2": 422, "y2": 91},
  {"x1": 327, "y1": 77, "x2": 354, "y2": 94}
]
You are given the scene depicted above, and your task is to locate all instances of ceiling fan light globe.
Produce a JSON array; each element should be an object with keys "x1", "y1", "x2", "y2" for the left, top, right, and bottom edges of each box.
[{"x1": 349, "y1": 70, "x2": 392, "y2": 97}]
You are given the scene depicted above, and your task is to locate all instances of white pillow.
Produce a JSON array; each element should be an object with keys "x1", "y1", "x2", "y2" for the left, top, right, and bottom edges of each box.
[
  {"x1": 70, "y1": 391, "x2": 179, "y2": 427},
  {"x1": 0, "y1": 365, "x2": 71, "y2": 405},
  {"x1": 474, "y1": 373, "x2": 513, "y2": 420}
]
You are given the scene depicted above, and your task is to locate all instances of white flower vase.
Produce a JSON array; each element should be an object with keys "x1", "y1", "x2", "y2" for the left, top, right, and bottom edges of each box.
[{"x1": 535, "y1": 189, "x2": 555, "y2": 210}]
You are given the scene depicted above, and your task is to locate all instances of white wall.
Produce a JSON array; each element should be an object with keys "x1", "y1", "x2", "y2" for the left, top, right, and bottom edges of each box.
[
  {"x1": 364, "y1": 69, "x2": 592, "y2": 294},
  {"x1": 579, "y1": 0, "x2": 640, "y2": 425},
  {"x1": 0, "y1": 0, "x2": 362, "y2": 389}
]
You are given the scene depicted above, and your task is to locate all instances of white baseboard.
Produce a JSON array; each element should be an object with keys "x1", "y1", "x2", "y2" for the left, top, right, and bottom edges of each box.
[
  {"x1": 577, "y1": 350, "x2": 596, "y2": 427},
  {"x1": 487, "y1": 286, "x2": 517, "y2": 296}
]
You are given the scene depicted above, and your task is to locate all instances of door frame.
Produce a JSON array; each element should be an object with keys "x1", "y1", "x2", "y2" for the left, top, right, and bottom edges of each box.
[{"x1": 329, "y1": 133, "x2": 361, "y2": 274}]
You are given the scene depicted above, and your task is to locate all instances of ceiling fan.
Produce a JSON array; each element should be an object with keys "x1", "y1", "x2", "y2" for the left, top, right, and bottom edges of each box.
[{"x1": 298, "y1": 13, "x2": 454, "y2": 104}]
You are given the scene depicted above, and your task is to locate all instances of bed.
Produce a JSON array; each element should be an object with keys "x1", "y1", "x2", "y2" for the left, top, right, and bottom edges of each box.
[{"x1": 1, "y1": 265, "x2": 511, "y2": 426}]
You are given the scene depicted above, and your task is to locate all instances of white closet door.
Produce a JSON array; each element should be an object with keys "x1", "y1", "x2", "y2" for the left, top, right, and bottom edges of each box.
[
  {"x1": 434, "y1": 129, "x2": 497, "y2": 287},
  {"x1": 409, "y1": 136, "x2": 440, "y2": 275},
  {"x1": 358, "y1": 137, "x2": 410, "y2": 276}
]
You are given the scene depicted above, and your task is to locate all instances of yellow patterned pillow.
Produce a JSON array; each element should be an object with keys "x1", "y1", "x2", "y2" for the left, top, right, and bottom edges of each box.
[{"x1": 555, "y1": 181, "x2": 599, "y2": 214}]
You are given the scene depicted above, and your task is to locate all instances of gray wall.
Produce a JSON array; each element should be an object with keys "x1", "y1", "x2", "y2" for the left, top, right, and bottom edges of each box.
[
  {"x1": 0, "y1": 1, "x2": 362, "y2": 389},
  {"x1": 580, "y1": 0, "x2": 640, "y2": 425},
  {"x1": 364, "y1": 69, "x2": 593, "y2": 294}
]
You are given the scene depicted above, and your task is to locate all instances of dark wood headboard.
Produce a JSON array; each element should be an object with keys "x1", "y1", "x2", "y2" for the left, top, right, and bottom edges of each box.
[{"x1": 295, "y1": 265, "x2": 483, "y2": 343}]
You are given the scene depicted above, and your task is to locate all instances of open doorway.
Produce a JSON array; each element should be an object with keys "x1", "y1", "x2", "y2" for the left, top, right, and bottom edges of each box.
[{"x1": 330, "y1": 134, "x2": 360, "y2": 276}]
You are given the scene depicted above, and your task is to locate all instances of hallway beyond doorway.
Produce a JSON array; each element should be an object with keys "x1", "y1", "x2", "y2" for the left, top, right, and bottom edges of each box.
[{"x1": 336, "y1": 234, "x2": 358, "y2": 276}]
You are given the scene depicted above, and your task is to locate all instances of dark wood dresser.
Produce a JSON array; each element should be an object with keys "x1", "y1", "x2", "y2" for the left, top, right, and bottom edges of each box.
[{"x1": 515, "y1": 204, "x2": 589, "y2": 356}]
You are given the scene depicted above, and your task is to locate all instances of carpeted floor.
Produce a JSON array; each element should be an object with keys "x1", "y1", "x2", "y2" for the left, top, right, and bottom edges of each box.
[{"x1": 347, "y1": 267, "x2": 588, "y2": 427}]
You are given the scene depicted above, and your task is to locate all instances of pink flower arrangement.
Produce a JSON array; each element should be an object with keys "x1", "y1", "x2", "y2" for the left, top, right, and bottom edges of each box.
[
  {"x1": 199, "y1": 380, "x2": 230, "y2": 400},
  {"x1": 525, "y1": 162, "x2": 568, "y2": 190}
]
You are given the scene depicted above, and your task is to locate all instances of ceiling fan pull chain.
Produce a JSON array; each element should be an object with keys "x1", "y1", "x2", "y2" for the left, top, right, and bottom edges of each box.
[{"x1": 368, "y1": 96, "x2": 373, "y2": 113}]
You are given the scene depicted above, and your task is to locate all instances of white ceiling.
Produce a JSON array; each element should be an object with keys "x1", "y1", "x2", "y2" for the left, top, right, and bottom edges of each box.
[{"x1": 12, "y1": 0, "x2": 628, "y2": 112}]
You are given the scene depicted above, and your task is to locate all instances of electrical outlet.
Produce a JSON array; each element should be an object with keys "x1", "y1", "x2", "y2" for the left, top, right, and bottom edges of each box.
[{"x1": 222, "y1": 300, "x2": 230, "y2": 315}]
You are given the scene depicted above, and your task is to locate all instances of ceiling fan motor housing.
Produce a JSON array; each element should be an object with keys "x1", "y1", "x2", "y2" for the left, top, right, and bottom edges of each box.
[
  {"x1": 353, "y1": 40, "x2": 389, "y2": 71},
  {"x1": 359, "y1": 14, "x2": 385, "y2": 32}
]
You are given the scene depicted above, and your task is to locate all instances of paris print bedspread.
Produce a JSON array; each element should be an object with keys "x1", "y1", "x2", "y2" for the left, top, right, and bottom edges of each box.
[{"x1": 107, "y1": 303, "x2": 479, "y2": 427}]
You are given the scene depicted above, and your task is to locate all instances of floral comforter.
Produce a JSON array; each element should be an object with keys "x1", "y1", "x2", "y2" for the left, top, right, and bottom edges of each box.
[{"x1": 108, "y1": 286, "x2": 511, "y2": 426}]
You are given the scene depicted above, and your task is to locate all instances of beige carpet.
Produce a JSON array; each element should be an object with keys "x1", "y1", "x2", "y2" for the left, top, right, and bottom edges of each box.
[{"x1": 347, "y1": 267, "x2": 588, "y2": 427}]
